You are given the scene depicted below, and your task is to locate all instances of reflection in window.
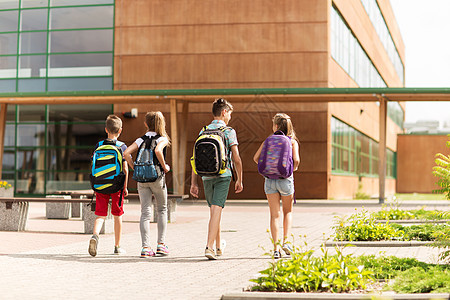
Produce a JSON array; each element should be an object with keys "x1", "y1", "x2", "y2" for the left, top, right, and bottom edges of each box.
[
  {"x1": 19, "y1": 55, "x2": 46, "y2": 77},
  {"x1": 49, "y1": 53, "x2": 112, "y2": 77},
  {"x1": 47, "y1": 77, "x2": 112, "y2": 91},
  {"x1": 21, "y1": 9, "x2": 48, "y2": 31},
  {"x1": 20, "y1": 32, "x2": 47, "y2": 54},
  {"x1": 0, "y1": 56, "x2": 17, "y2": 78},
  {"x1": 51, "y1": 0, "x2": 114, "y2": 6},
  {"x1": 18, "y1": 105, "x2": 46, "y2": 122},
  {"x1": 0, "y1": 0, "x2": 19, "y2": 9},
  {"x1": 0, "y1": 79, "x2": 15, "y2": 92},
  {"x1": 18, "y1": 79, "x2": 46, "y2": 92},
  {"x1": 50, "y1": 6, "x2": 113, "y2": 29},
  {"x1": 331, "y1": 117, "x2": 395, "y2": 178},
  {"x1": 47, "y1": 123, "x2": 105, "y2": 147},
  {"x1": 50, "y1": 29, "x2": 113, "y2": 53},
  {"x1": 0, "y1": 10, "x2": 18, "y2": 32},
  {"x1": 22, "y1": 0, "x2": 48, "y2": 8},
  {"x1": 48, "y1": 104, "x2": 111, "y2": 122},
  {"x1": 17, "y1": 125, "x2": 46, "y2": 146},
  {"x1": 0, "y1": 33, "x2": 18, "y2": 55}
]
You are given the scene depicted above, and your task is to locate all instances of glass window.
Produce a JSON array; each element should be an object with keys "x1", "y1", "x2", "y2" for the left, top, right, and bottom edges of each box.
[
  {"x1": 16, "y1": 148, "x2": 45, "y2": 170},
  {"x1": 48, "y1": 123, "x2": 105, "y2": 146},
  {"x1": 0, "y1": 56, "x2": 17, "y2": 78},
  {"x1": 22, "y1": 0, "x2": 48, "y2": 8},
  {"x1": 6, "y1": 104, "x2": 15, "y2": 121},
  {"x1": 49, "y1": 29, "x2": 113, "y2": 53},
  {"x1": 0, "y1": 10, "x2": 18, "y2": 32},
  {"x1": 48, "y1": 104, "x2": 111, "y2": 121},
  {"x1": 20, "y1": 32, "x2": 47, "y2": 54},
  {"x1": 21, "y1": 9, "x2": 48, "y2": 31},
  {"x1": 2, "y1": 149, "x2": 15, "y2": 170},
  {"x1": 17, "y1": 124, "x2": 46, "y2": 146},
  {"x1": 19, "y1": 55, "x2": 46, "y2": 77},
  {"x1": 18, "y1": 79, "x2": 46, "y2": 92},
  {"x1": 18, "y1": 105, "x2": 46, "y2": 122},
  {"x1": 0, "y1": 0, "x2": 19, "y2": 9},
  {"x1": 50, "y1": 6, "x2": 113, "y2": 29},
  {"x1": 47, "y1": 77, "x2": 112, "y2": 91},
  {"x1": 0, "y1": 33, "x2": 18, "y2": 55},
  {"x1": 48, "y1": 53, "x2": 112, "y2": 76},
  {"x1": 15, "y1": 170, "x2": 45, "y2": 194},
  {"x1": 0, "y1": 79, "x2": 16, "y2": 92},
  {"x1": 51, "y1": 0, "x2": 113, "y2": 6},
  {"x1": 4, "y1": 124, "x2": 15, "y2": 146},
  {"x1": 47, "y1": 148, "x2": 92, "y2": 170}
]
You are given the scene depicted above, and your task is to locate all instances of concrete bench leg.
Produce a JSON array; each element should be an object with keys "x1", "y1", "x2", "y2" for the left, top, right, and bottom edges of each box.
[
  {"x1": 46, "y1": 195, "x2": 72, "y2": 219},
  {"x1": 0, "y1": 201, "x2": 29, "y2": 231},
  {"x1": 82, "y1": 203, "x2": 114, "y2": 234},
  {"x1": 71, "y1": 202, "x2": 82, "y2": 218},
  {"x1": 46, "y1": 203, "x2": 71, "y2": 219}
]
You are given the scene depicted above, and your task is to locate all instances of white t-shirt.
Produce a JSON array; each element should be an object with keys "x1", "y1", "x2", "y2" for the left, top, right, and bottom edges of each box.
[{"x1": 134, "y1": 131, "x2": 168, "y2": 148}]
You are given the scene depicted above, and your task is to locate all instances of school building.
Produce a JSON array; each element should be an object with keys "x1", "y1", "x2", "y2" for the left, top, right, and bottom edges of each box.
[{"x1": 0, "y1": 0, "x2": 448, "y2": 200}]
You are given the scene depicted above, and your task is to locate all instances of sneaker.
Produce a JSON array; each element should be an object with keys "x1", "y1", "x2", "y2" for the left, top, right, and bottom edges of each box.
[
  {"x1": 282, "y1": 244, "x2": 293, "y2": 256},
  {"x1": 205, "y1": 247, "x2": 217, "y2": 260},
  {"x1": 140, "y1": 247, "x2": 155, "y2": 258},
  {"x1": 114, "y1": 246, "x2": 126, "y2": 255},
  {"x1": 216, "y1": 239, "x2": 226, "y2": 256},
  {"x1": 156, "y1": 244, "x2": 169, "y2": 256},
  {"x1": 88, "y1": 234, "x2": 99, "y2": 257},
  {"x1": 273, "y1": 250, "x2": 281, "y2": 259}
]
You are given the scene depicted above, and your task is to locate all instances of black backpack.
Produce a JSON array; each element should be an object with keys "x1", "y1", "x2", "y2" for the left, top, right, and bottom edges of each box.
[
  {"x1": 190, "y1": 126, "x2": 231, "y2": 177},
  {"x1": 132, "y1": 135, "x2": 164, "y2": 182}
]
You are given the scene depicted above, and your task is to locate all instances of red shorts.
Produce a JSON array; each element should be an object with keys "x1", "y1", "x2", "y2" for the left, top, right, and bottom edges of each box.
[{"x1": 95, "y1": 190, "x2": 124, "y2": 217}]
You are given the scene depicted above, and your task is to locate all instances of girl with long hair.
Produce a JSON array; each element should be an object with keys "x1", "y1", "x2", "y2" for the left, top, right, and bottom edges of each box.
[{"x1": 124, "y1": 111, "x2": 171, "y2": 257}]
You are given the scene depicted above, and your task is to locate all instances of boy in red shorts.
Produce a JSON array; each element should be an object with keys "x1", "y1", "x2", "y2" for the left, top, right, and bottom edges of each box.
[{"x1": 89, "y1": 115, "x2": 129, "y2": 257}]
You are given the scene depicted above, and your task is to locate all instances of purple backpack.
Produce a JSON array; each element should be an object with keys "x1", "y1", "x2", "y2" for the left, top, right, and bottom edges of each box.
[{"x1": 258, "y1": 131, "x2": 294, "y2": 179}]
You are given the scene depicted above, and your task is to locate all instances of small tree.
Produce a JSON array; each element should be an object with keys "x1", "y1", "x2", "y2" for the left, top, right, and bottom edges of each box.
[{"x1": 431, "y1": 140, "x2": 450, "y2": 262}]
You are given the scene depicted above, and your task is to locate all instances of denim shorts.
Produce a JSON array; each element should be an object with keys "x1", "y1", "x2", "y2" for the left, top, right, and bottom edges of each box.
[{"x1": 264, "y1": 176, "x2": 294, "y2": 196}]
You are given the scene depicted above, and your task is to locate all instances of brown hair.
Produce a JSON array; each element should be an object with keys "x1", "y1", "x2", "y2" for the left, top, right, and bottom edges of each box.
[
  {"x1": 145, "y1": 111, "x2": 171, "y2": 145},
  {"x1": 273, "y1": 113, "x2": 298, "y2": 142},
  {"x1": 105, "y1": 114, "x2": 122, "y2": 134},
  {"x1": 212, "y1": 98, "x2": 233, "y2": 117}
]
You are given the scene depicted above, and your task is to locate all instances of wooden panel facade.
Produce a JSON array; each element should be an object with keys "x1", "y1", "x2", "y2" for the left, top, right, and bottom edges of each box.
[
  {"x1": 397, "y1": 135, "x2": 449, "y2": 194},
  {"x1": 113, "y1": 0, "x2": 404, "y2": 199}
]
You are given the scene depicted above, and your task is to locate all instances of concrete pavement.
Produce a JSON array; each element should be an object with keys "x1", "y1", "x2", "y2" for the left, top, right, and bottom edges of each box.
[{"x1": 0, "y1": 200, "x2": 447, "y2": 299}]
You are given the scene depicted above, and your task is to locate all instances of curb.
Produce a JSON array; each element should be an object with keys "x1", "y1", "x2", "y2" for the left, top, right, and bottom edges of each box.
[
  {"x1": 222, "y1": 292, "x2": 450, "y2": 300},
  {"x1": 325, "y1": 241, "x2": 434, "y2": 247}
]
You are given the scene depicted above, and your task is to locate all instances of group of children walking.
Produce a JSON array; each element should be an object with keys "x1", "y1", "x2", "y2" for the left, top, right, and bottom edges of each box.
[{"x1": 88, "y1": 98, "x2": 300, "y2": 260}]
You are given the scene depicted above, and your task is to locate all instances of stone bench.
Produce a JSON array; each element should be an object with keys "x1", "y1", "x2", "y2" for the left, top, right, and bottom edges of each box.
[
  {"x1": 126, "y1": 193, "x2": 188, "y2": 223},
  {"x1": 0, "y1": 196, "x2": 94, "y2": 232}
]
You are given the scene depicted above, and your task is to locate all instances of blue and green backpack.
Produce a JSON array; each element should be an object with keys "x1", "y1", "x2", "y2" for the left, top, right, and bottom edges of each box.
[{"x1": 90, "y1": 139, "x2": 125, "y2": 194}]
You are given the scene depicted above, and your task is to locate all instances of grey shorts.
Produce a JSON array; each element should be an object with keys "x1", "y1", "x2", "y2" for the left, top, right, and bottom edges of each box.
[{"x1": 264, "y1": 176, "x2": 294, "y2": 196}]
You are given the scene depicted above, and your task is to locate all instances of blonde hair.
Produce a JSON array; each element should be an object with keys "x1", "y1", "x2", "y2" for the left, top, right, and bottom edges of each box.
[
  {"x1": 145, "y1": 111, "x2": 171, "y2": 146},
  {"x1": 273, "y1": 113, "x2": 298, "y2": 142},
  {"x1": 105, "y1": 114, "x2": 122, "y2": 134}
]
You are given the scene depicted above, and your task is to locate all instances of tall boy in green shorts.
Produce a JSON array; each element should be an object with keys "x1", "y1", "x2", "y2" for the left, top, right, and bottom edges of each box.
[{"x1": 190, "y1": 98, "x2": 243, "y2": 260}]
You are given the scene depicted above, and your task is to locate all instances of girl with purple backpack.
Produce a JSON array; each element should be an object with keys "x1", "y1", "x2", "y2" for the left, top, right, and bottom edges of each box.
[{"x1": 253, "y1": 113, "x2": 300, "y2": 259}]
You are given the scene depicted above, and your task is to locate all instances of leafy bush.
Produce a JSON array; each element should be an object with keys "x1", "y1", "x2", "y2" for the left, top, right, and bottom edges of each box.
[
  {"x1": 348, "y1": 255, "x2": 448, "y2": 280},
  {"x1": 250, "y1": 243, "x2": 374, "y2": 293},
  {"x1": 373, "y1": 205, "x2": 449, "y2": 221},
  {"x1": 388, "y1": 267, "x2": 450, "y2": 293},
  {"x1": 397, "y1": 224, "x2": 450, "y2": 241},
  {"x1": 333, "y1": 210, "x2": 404, "y2": 241}
]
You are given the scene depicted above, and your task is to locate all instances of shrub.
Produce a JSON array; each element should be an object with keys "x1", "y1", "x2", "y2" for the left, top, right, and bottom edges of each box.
[
  {"x1": 333, "y1": 210, "x2": 404, "y2": 241},
  {"x1": 388, "y1": 267, "x2": 450, "y2": 293},
  {"x1": 250, "y1": 243, "x2": 374, "y2": 293}
]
